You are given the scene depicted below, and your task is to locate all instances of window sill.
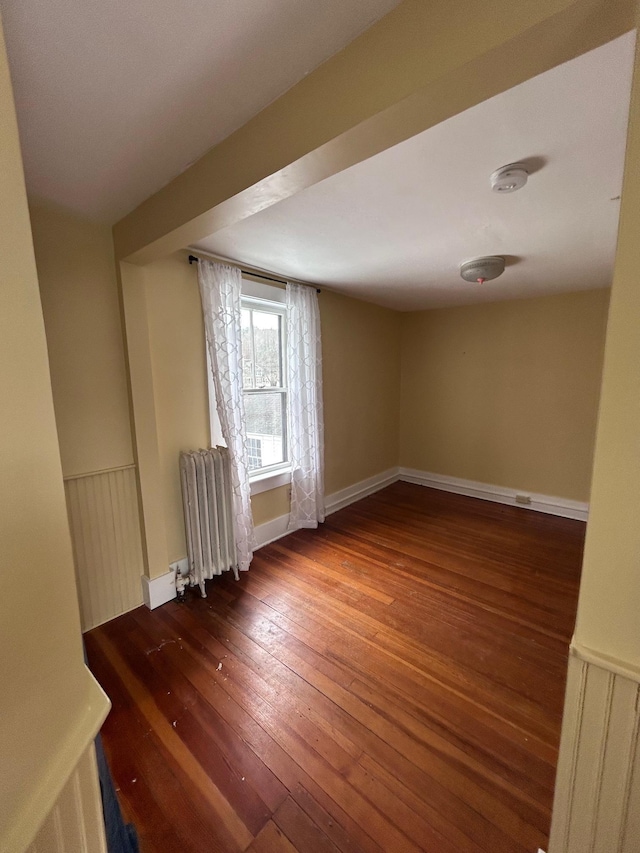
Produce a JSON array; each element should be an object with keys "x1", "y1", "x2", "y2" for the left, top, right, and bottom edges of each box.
[{"x1": 250, "y1": 467, "x2": 291, "y2": 496}]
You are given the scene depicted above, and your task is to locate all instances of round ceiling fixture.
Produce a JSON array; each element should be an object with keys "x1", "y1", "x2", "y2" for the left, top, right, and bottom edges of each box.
[
  {"x1": 491, "y1": 162, "x2": 528, "y2": 193},
  {"x1": 460, "y1": 256, "x2": 506, "y2": 284}
]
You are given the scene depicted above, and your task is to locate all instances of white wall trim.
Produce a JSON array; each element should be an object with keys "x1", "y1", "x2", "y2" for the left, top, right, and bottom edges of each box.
[
  {"x1": 325, "y1": 467, "x2": 400, "y2": 515},
  {"x1": 250, "y1": 467, "x2": 291, "y2": 496},
  {"x1": 398, "y1": 467, "x2": 589, "y2": 521},
  {"x1": 141, "y1": 571, "x2": 176, "y2": 610},
  {"x1": 7, "y1": 672, "x2": 110, "y2": 853},
  {"x1": 141, "y1": 506, "x2": 289, "y2": 610},
  {"x1": 143, "y1": 468, "x2": 400, "y2": 609},
  {"x1": 144, "y1": 465, "x2": 588, "y2": 610},
  {"x1": 62, "y1": 462, "x2": 136, "y2": 482},
  {"x1": 142, "y1": 512, "x2": 294, "y2": 607},
  {"x1": 254, "y1": 512, "x2": 292, "y2": 549},
  {"x1": 571, "y1": 640, "x2": 640, "y2": 685},
  {"x1": 253, "y1": 467, "x2": 401, "y2": 547}
]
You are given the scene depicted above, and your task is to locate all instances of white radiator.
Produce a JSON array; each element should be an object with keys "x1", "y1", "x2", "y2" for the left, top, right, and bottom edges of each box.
[{"x1": 179, "y1": 447, "x2": 238, "y2": 596}]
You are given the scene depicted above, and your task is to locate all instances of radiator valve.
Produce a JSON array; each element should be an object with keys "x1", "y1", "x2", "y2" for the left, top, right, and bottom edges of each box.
[{"x1": 175, "y1": 568, "x2": 190, "y2": 602}]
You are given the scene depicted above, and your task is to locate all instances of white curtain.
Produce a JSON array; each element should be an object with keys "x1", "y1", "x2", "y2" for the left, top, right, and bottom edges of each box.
[
  {"x1": 286, "y1": 282, "x2": 325, "y2": 529},
  {"x1": 198, "y1": 260, "x2": 254, "y2": 574}
]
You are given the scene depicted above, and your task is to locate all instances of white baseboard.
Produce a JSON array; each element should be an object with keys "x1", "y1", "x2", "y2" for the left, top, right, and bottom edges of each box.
[
  {"x1": 254, "y1": 512, "x2": 291, "y2": 549},
  {"x1": 141, "y1": 571, "x2": 176, "y2": 610},
  {"x1": 143, "y1": 466, "x2": 586, "y2": 611},
  {"x1": 142, "y1": 521, "x2": 293, "y2": 610},
  {"x1": 398, "y1": 467, "x2": 589, "y2": 521},
  {"x1": 252, "y1": 467, "x2": 400, "y2": 550},
  {"x1": 324, "y1": 467, "x2": 400, "y2": 515},
  {"x1": 143, "y1": 508, "x2": 296, "y2": 608}
]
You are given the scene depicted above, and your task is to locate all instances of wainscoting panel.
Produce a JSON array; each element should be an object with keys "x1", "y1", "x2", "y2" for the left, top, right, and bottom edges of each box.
[
  {"x1": 549, "y1": 647, "x2": 640, "y2": 853},
  {"x1": 26, "y1": 745, "x2": 107, "y2": 853},
  {"x1": 65, "y1": 465, "x2": 144, "y2": 631}
]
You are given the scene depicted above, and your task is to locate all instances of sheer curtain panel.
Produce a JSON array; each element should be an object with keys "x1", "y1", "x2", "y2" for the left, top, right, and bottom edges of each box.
[
  {"x1": 286, "y1": 283, "x2": 325, "y2": 529},
  {"x1": 198, "y1": 260, "x2": 254, "y2": 574}
]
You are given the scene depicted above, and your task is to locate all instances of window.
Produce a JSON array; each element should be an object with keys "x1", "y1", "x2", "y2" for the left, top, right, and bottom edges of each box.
[
  {"x1": 246, "y1": 436, "x2": 263, "y2": 470},
  {"x1": 240, "y1": 289, "x2": 288, "y2": 479},
  {"x1": 206, "y1": 277, "x2": 292, "y2": 494}
]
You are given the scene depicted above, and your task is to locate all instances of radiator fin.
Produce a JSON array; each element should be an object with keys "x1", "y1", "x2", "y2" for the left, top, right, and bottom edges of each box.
[{"x1": 180, "y1": 448, "x2": 238, "y2": 596}]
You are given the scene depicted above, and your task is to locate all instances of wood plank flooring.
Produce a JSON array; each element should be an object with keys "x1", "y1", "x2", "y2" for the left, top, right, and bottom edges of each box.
[{"x1": 85, "y1": 482, "x2": 585, "y2": 853}]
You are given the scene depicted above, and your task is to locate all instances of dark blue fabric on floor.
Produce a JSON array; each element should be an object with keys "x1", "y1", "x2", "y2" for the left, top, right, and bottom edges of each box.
[
  {"x1": 84, "y1": 644, "x2": 139, "y2": 853},
  {"x1": 95, "y1": 733, "x2": 140, "y2": 853}
]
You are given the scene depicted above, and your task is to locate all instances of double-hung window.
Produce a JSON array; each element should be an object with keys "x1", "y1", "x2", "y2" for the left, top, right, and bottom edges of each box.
[
  {"x1": 206, "y1": 278, "x2": 291, "y2": 493},
  {"x1": 240, "y1": 281, "x2": 290, "y2": 491}
]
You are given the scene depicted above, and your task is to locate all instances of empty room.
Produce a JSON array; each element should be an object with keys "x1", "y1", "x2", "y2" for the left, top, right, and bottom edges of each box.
[{"x1": 2, "y1": 2, "x2": 640, "y2": 853}]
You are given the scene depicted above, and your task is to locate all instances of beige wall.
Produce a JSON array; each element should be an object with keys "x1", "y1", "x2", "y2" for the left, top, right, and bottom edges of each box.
[
  {"x1": 573, "y1": 24, "x2": 640, "y2": 667},
  {"x1": 0, "y1": 16, "x2": 108, "y2": 850},
  {"x1": 30, "y1": 201, "x2": 133, "y2": 476},
  {"x1": 29, "y1": 202, "x2": 144, "y2": 631},
  {"x1": 251, "y1": 485, "x2": 292, "y2": 527},
  {"x1": 141, "y1": 254, "x2": 605, "y2": 563},
  {"x1": 142, "y1": 257, "x2": 402, "y2": 562},
  {"x1": 322, "y1": 290, "x2": 401, "y2": 494},
  {"x1": 144, "y1": 254, "x2": 210, "y2": 563},
  {"x1": 120, "y1": 261, "x2": 169, "y2": 578},
  {"x1": 400, "y1": 289, "x2": 610, "y2": 502}
]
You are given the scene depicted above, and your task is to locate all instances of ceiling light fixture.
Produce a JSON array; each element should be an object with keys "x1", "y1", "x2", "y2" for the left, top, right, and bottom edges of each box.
[
  {"x1": 460, "y1": 256, "x2": 506, "y2": 284},
  {"x1": 491, "y1": 162, "x2": 529, "y2": 193}
]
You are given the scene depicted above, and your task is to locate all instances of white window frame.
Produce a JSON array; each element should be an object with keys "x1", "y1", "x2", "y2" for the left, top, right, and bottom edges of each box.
[{"x1": 206, "y1": 278, "x2": 291, "y2": 496}]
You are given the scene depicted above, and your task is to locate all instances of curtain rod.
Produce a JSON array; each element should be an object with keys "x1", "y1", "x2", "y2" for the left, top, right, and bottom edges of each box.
[{"x1": 187, "y1": 249, "x2": 321, "y2": 293}]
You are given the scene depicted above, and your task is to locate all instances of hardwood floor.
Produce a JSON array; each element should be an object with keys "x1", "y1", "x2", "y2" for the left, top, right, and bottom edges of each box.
[{"x1": 85, "y1": 482, "x2": 585, "y2": 853}]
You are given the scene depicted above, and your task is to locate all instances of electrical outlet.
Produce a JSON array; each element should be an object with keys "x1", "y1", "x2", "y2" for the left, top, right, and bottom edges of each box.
[
  {"x1": 515, "y1": 494, "x2": 532, "y2": 505},
  {"x1": 170, "y1": 557, "x2": 189, "y2": 576}
]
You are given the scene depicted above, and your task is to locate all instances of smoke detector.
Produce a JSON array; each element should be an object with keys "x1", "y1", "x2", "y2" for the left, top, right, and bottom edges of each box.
[
  {"x1": 460, "y1": 256, "x2": 505, "y2": 284},
  {"x1": 491, "y1": 163, "x2": 528, "y2": 193}
]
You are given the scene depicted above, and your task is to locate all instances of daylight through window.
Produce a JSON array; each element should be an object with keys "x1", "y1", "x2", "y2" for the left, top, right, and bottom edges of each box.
[{"x1": 241, "y1": 298, "x2": 287, "y2": 475}]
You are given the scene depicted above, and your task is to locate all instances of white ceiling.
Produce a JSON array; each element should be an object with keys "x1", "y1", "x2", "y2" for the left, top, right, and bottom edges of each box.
[
  {"x1": 196, "y1": 33, "x2": 636, "y2": 311},
  {"x1": 0, "y1": 0, "x2": 402, "y2": 222}
]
